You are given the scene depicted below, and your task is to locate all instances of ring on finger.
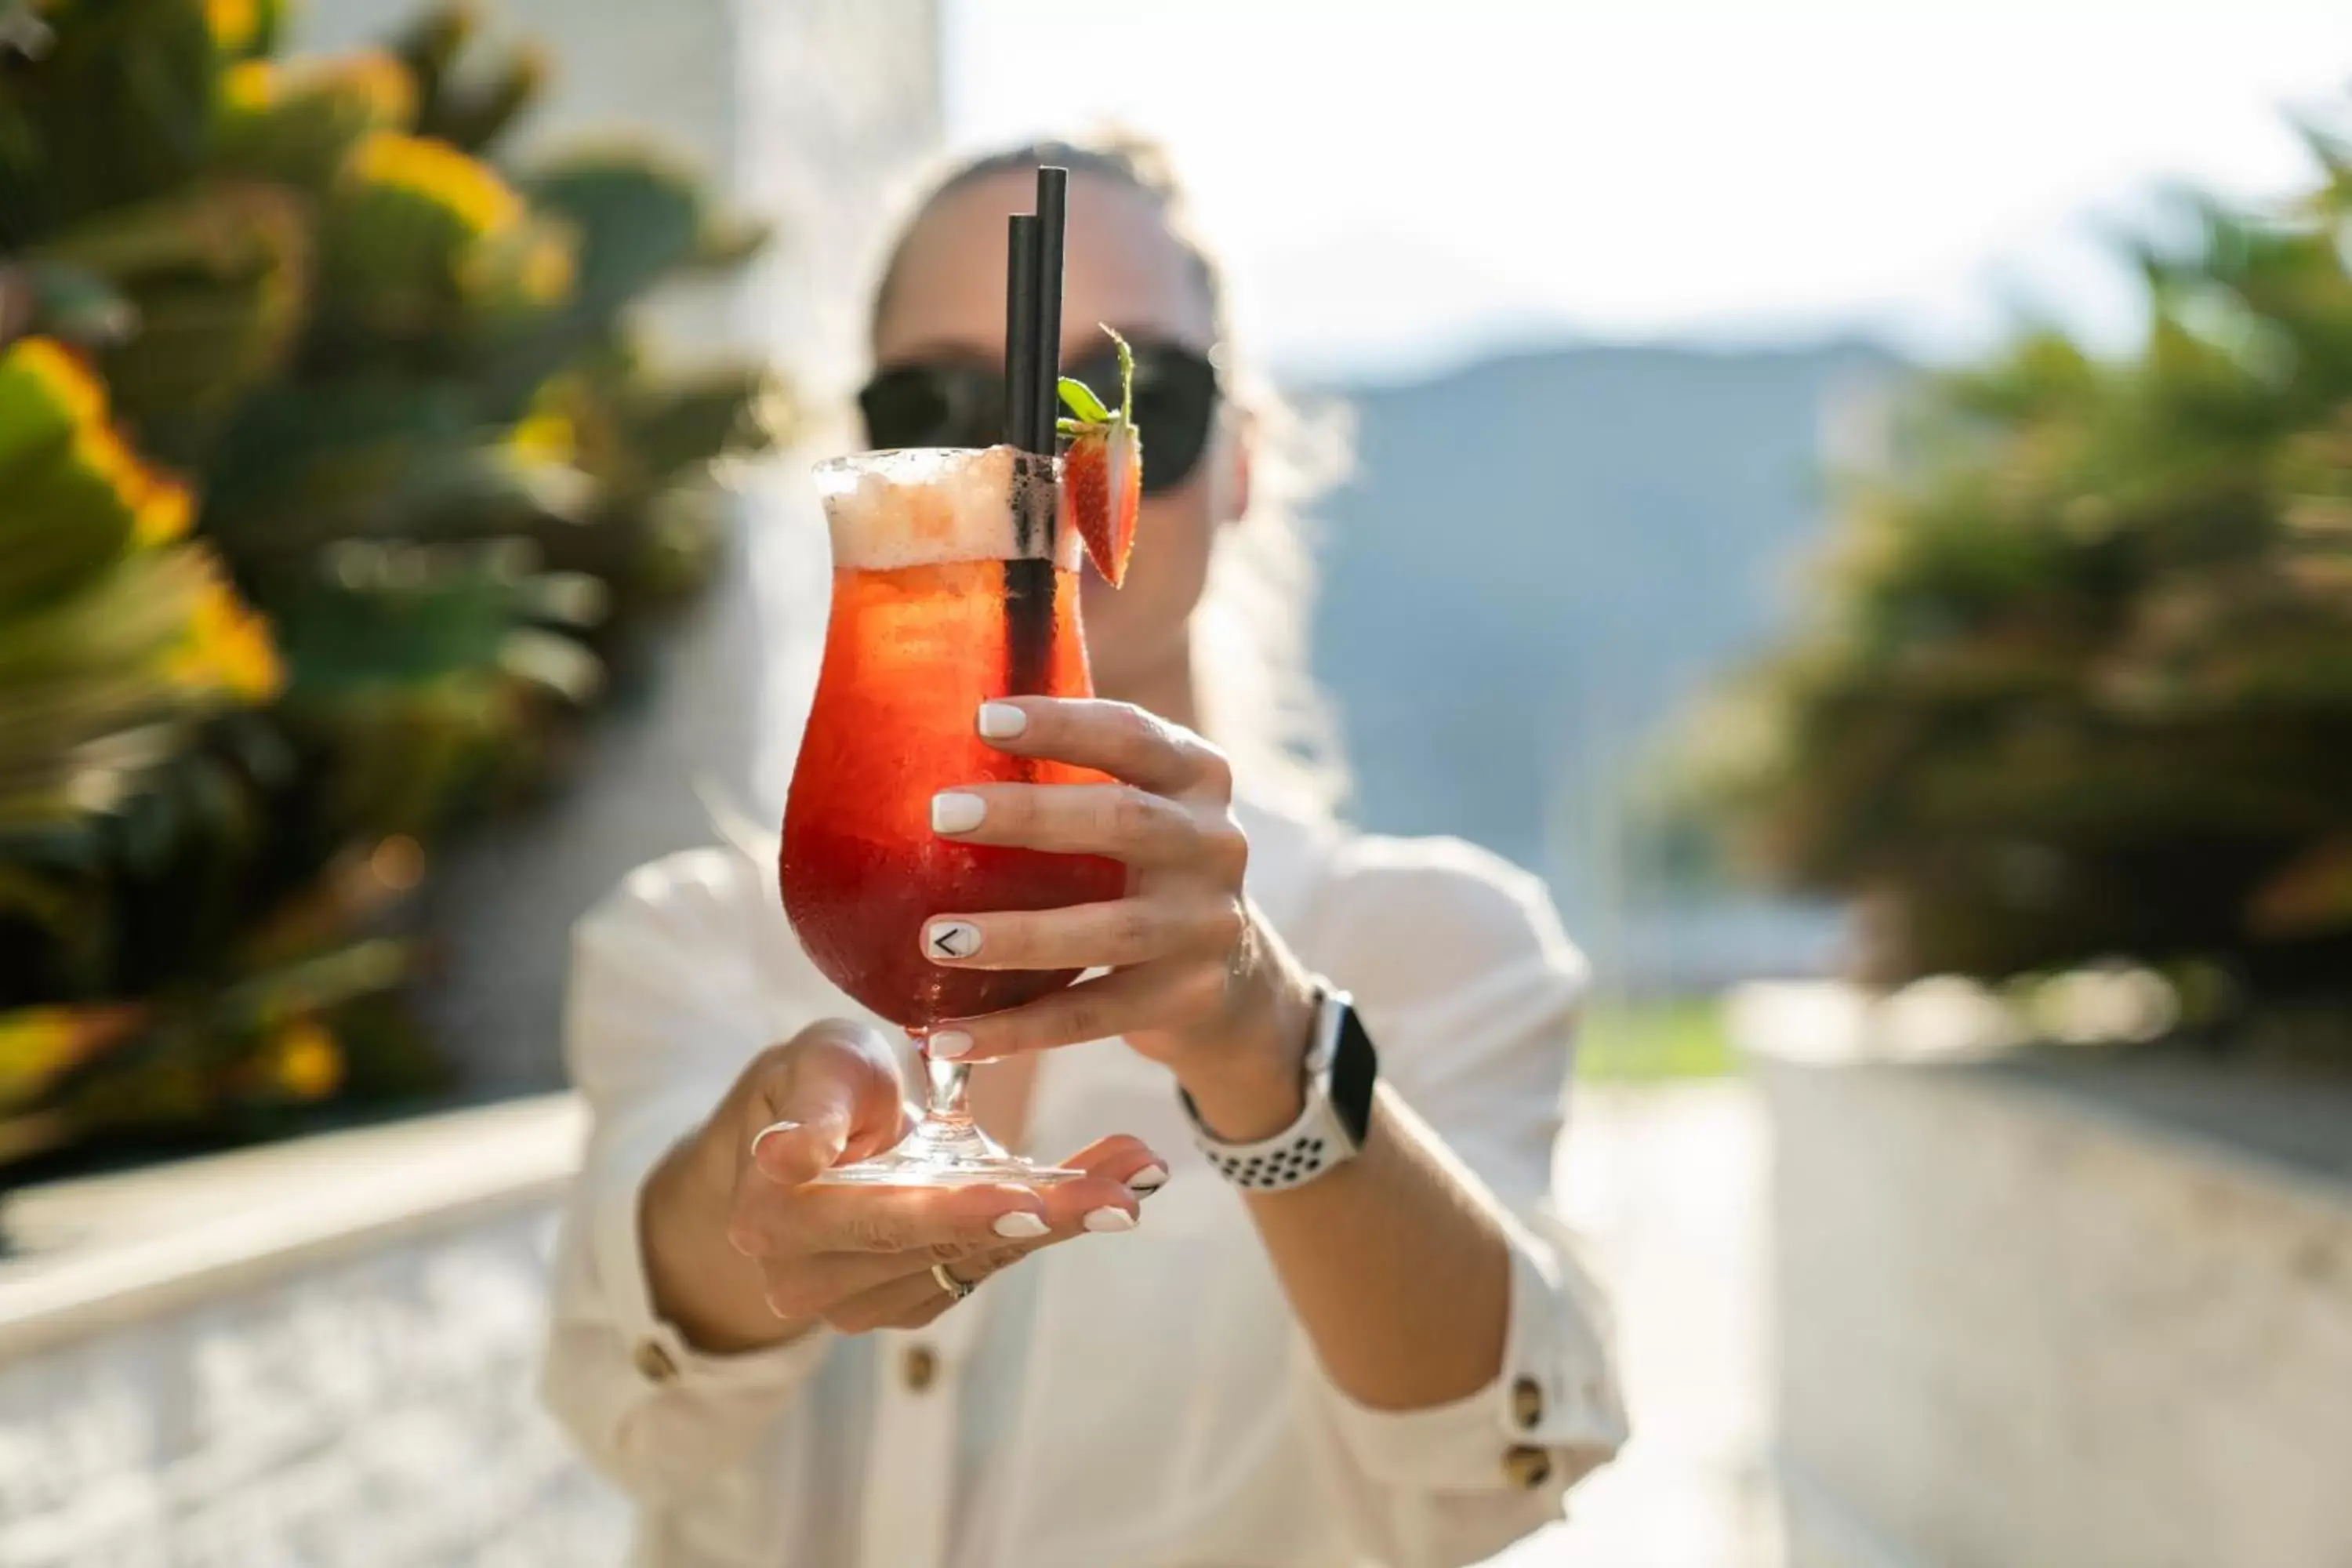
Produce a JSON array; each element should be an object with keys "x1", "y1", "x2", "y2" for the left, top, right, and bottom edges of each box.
[{"x1": 931, "y1": 1261, "x2": 978, "y2": 1303}]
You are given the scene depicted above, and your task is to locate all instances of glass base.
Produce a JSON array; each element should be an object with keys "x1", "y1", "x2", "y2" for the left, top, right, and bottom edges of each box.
[{"x1": 811, "y1": 1114, "x2": 1082, "y2": 1189}]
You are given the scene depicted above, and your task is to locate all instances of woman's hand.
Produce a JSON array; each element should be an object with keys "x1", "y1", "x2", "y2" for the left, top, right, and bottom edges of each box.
[
  {"x1": 644, "y1": 1019, "x2": 1163, "y2": 1350},
  {"x1": 920, "y1": 698, "x2": 1321, "y2": 1141}
]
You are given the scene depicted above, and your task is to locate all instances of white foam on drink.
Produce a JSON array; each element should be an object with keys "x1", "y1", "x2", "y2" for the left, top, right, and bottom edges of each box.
[{"x1": 815, "y1": 446, "x2": 1078, "y2": 572}]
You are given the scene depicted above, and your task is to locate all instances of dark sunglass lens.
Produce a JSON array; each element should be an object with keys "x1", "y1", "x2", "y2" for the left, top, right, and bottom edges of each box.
[
  {"x1": 859, "y1": 366, "x2": 1003, "y2": 450},
  {"x1": 1135, "y1": 392, "x2": 1213, "y2": 496},
  {"x1": 858, "y1": 370, "x2": 949, "y2": 448}
]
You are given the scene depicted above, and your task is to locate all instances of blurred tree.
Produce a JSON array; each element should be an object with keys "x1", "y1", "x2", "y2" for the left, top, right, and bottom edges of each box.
[
  {"x1": 1697, "y1": 107, "x2": 2352, "y2": 1009},
  {"x1": 0, "y1": 0, "x2": 788, "y2": 1164}
]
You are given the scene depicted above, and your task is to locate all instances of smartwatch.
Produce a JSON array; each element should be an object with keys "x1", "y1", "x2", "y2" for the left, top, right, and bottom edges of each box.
[{"x1": 1179, "y1": 985, "x2": 1377, "y2": 1192}]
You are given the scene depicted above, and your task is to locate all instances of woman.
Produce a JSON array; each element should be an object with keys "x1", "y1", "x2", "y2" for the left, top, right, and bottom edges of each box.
[{"x1": 542, "y1": 136, "x2": 1625, "y2": 1568}]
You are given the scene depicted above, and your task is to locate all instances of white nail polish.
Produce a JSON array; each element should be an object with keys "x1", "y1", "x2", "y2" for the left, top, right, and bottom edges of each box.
[
  {"x1": 924, "y1": 920, "x2": 982, "y2": 961},
  {"x1": 1083, "y1": 1207, "x2": 1137, "y2": 1233},
  {"x1": 931, "y1": 791, "x2": 986, "y2": 833},
  {"x1": 750, "y1": 1120, "x2": 800, "y2": 1159},
  {"x1": 976, "y1": 702, "x2": 1029, "y2": 739},
  {"x1": 1127, "y1": 1164, "x2": 1170, "y2": 1193},
  {"x1": 928, "y1": 1029, "x2": 975, "y2": 1059},
  {"x1": 993, "y1": 1211, "x2": 1050, "y2": 1239}
]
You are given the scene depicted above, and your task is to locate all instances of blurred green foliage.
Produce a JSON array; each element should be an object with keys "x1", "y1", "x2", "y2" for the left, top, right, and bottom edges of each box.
[
  {"x1": 1576, "y1": 997, "x2": 1735, "y2": 1083},
  {"x1": 0, "y1": 0, "x2": 786, "y2": 1164},
  {"x1": 1698, "y1": 106, "x2": 2352, "y2": 1008}
]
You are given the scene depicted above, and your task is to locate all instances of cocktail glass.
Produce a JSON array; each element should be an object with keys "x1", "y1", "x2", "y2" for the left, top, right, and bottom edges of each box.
[{"x1": 780, "y1": 445, "x2": 1123, "y2": 1186}]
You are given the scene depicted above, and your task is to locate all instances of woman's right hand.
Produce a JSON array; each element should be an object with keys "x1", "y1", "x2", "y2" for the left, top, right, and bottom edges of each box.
[{"x1": 641, "y1": 1019, "x2": 1164, "y2": 1352}]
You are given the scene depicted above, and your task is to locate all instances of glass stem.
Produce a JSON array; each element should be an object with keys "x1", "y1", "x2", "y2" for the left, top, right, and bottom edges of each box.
[{"x1": 921, "y1": 1034, "x2": 975, "y2": 1127}]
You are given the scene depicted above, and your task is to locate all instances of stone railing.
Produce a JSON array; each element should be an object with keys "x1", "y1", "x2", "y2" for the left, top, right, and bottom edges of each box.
[
  {"x1": 0, "y1": 1098, "x2": 626, "y2": 1566},
  {"x1": 1737, "y1": 982, "x2": 2352, "y2": 1568}
]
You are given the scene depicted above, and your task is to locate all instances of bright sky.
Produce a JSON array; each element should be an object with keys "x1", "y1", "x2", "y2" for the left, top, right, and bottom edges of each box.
[{"x1": 944, "y1": 2, "x2": 2352, "y2": 380}]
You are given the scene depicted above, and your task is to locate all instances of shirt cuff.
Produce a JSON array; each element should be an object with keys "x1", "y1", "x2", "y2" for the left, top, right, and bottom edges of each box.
[
  {"x1": 586, "y1": 1082, "x2": 836, "y2": 1398},
  {"x1": 1305, "y1": 1217, "x2": 1626, "y2": 1494}
]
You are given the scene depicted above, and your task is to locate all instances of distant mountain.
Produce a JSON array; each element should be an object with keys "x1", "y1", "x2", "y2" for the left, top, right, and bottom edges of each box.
[{"x1": 1301, "y1": 338, "x2": 1901, "y2": 986}]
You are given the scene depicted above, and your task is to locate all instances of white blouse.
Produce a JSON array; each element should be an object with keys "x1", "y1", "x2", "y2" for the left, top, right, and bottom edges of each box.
[{"x1": 540, "y1": 796, "x2": 1627, "y2": 1568}]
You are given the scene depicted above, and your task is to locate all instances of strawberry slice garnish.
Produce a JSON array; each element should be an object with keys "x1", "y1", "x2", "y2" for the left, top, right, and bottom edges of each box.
[{"x1": 1057, "y1": 327, "x2": 1141, "y2": 587}]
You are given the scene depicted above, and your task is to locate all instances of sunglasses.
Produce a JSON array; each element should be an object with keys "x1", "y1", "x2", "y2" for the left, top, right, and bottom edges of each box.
[{"x1": 858, "y1": 337, "x2": 1221, "y2": 496}]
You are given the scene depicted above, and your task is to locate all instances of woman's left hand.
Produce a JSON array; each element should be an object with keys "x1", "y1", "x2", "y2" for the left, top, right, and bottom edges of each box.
[{"x1": 920, "y1": 697, "x2": 1318, "y2": 1129}]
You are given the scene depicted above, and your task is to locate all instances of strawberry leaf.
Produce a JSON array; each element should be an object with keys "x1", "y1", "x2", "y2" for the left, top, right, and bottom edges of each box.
[{"x1": 1058, "y1": 376, "x2": 1111, "y2": 424}]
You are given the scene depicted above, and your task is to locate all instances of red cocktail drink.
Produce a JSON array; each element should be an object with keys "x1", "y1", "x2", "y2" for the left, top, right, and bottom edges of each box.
[{"x1": 780, "y1": 446, "x2": 1120, "y2": 1184}]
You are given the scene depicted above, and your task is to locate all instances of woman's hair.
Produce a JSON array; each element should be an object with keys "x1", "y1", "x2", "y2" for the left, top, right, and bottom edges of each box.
[{"x1": 869, "y1": 132, "x2": 1351, "y2": 820}]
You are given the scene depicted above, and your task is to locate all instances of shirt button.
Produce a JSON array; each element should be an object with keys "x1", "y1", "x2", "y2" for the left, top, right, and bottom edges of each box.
[
  {"x1": 633, "y1": 1339, "x2": 679, "y2": 1384},
  {"x1": 1510, "y1": 1375, "x2": 1544, "y2": 1430},
  {"x1": 1502, "y1": 1445, "x2": 1554, "y2": 1490},
  {"x1": 902, "y1": 1344, "x2": 938, "y2": 1392}
]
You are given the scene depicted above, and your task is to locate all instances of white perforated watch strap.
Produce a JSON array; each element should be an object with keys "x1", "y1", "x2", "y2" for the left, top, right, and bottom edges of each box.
[{"x1": 1183, "y1": 988, "x2": 1362, "y2": 1192}]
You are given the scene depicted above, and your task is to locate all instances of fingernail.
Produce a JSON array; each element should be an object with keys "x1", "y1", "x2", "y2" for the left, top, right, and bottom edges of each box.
[
  {"x1": 924, "y1": 920, "x2": 982, "y2": 961},
  {"x1": 976, "y1": 702, "x2": 1029, "y2": 739},
  {"x1": 928, "y1": 1029, "x2": 975, "y2": 1059},
  {"x1": 750, "y1": 1120, "x2": 800, "y2": 1160},
  {"x1": 931, "y1": 792, "x2": 986, "y2": 833},
  {"x1": 993, "y1": 1210, "x2": 1050, "y2": 1239},
  {"x1": 1083, "y1": 1206, "x2": 1137, "y2": 1233},
  {"x1": 1127, "y1": 1163, "x2": 1170, "y2": 1195}
]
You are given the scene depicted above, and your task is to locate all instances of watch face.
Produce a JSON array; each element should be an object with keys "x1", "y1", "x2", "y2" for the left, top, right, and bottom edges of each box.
[{"x1": 1330, "y1": 1001, "x2": 1378, "y2": 1148}]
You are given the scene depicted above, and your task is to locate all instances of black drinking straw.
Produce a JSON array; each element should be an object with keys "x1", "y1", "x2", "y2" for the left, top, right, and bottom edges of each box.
[
  {"x1": 999, "y1": 194, "x2": 1061, "y2": 691},
  {"x1": 1003, "y1": 166, "x2": 1069, "y2": 456},
  {"x1": 1031, "y1": 166, "x2": 1069, "y2": 451},
  {"x1": 1004, "y1": 213, "x2": 1043, "y2": 453}
]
